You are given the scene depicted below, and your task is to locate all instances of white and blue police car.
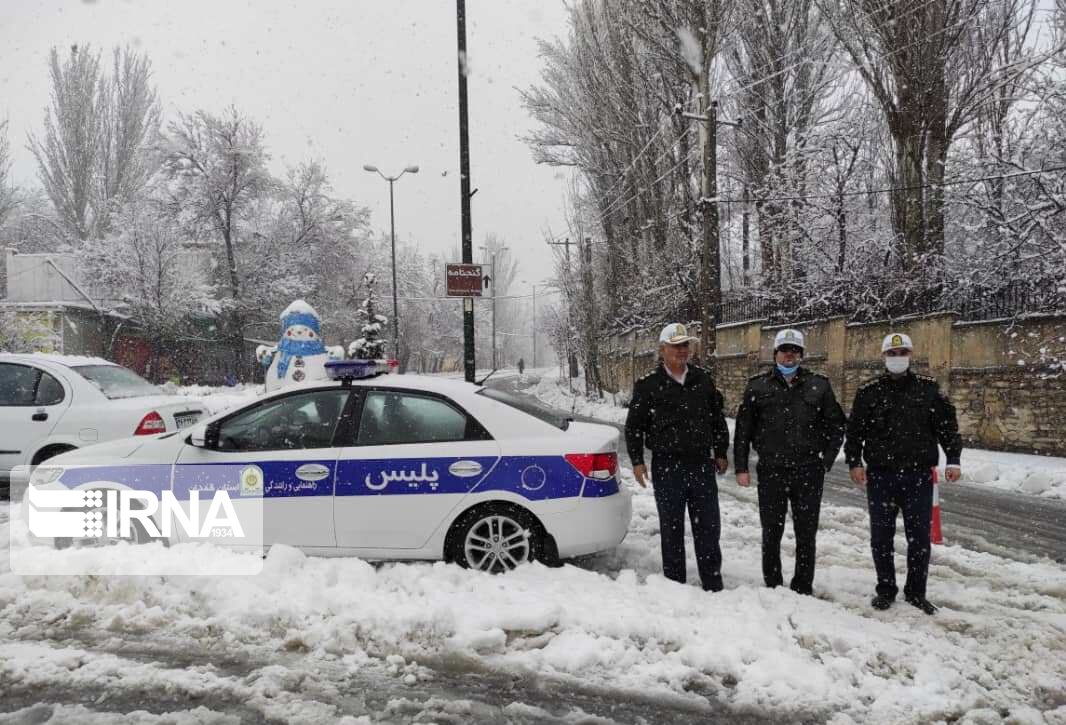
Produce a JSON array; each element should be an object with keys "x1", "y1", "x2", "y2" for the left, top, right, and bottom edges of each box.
[{"x1": 26, "y1": 360, "x2": 632, "y2": 572}]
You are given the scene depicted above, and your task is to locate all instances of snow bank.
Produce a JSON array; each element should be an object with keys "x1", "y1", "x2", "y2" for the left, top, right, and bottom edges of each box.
[
  {"x1": 524, "y1": 374, "x2": 1066, "y2": 500},
  {"x1": 2, "y1": 471, "x2": 1064, "y2": 722}
]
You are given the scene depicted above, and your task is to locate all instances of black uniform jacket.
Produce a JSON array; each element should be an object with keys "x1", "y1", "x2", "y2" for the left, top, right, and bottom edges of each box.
[
  {"x1": 733, "y1": 366, "x2": 847, "y2": 473},
  {"x1": 624, "y1": 363, "x2": 730, "y2": 468},
  {"x1": 844, "y1": 371, "x2": 962, "y2": 470}
]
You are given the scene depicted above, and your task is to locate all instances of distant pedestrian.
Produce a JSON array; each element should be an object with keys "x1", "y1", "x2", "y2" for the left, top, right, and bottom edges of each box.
[
  {"x1": 517, "y1": 357, "x2": 525, "y2": 375},
  {"x1": 625, "y1": 323, "x2": 730, "y2": 591},
  {"x1": 733, "y1": 329, "x2": 846, "y2": 596},
  {"x1": 845, "y1": 332, "x2": 963, "y2": 615}
]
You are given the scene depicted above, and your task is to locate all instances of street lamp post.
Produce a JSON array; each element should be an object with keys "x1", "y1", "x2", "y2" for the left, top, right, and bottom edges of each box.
[
  {"x1": 478, "y1": 244, "x2": 508, "y2": 369},
  {"x1": 520, "y1": 278, "x2": 539, "y2": 369},
  {"x1": 363, "y1": 163, "x2": 419, "y2": 361}
]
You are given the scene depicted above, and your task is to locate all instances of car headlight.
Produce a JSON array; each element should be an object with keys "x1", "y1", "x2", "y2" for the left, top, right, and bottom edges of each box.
[{"x1": 29, "y1": 467, "x2": 64, "y2": 486}]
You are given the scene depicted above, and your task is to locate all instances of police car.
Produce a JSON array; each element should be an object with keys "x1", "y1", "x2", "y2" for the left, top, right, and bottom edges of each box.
[{"x1": 27, "y1": 360, "x2": 632, "y2": 572}]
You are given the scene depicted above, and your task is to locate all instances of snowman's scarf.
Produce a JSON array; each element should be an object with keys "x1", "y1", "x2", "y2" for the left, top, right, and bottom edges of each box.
[{"x1": 275, "y1": 338, "x2": 326, "y2": 378}]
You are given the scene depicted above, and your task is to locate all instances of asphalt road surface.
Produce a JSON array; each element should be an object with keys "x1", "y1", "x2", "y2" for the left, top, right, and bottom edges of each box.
[{"x1": 491, "y1": 375, "x2": 1066, "y2": 565}]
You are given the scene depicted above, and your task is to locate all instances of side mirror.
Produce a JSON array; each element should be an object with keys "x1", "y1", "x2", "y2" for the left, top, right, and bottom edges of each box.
[{"x1": 189, "y1": 421, "x2": 221, "y2": 449}]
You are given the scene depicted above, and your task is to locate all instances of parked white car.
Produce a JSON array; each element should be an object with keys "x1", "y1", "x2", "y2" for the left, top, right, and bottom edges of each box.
[
  {"x1": 26, "y1": 361, "x2": 632, "y2": 570},
  {"x1": 0, "y1": 353, "x2": 207, "y2": 495}
]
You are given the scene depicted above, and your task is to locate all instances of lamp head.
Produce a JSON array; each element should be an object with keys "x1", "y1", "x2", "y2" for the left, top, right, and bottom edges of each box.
[
  {"x1": 404, "y1": 165, "x2": 420, "y2": 174},
  {"x1": 362, "y1": 164, "x2": 379, "y2": 173}
]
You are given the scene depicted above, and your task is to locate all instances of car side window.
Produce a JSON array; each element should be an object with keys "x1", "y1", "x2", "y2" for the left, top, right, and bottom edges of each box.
[
  {"x1": 216, "y1": 389, "x2": 350, "y2": 452},
  {"x1": 357, "y1": 391, "x2": 481, "y2": 445},
  {"x1": 0, "y1": 363, "x2": 39, "y2": 406},
  {"x1": 35, "y1": 372, "x2": 65, "y2": 406}
]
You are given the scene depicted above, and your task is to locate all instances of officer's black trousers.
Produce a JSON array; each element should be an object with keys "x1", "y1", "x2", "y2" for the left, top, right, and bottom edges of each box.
[
  {"x1": 866, "y1": 468, "x2": 933, "y2": 599},
  {"x1": 651, "y1": 454, "x2": 723, "y2": 591},
  {"x1": 756, "y1": 464, "x2": 824, "y2": 594}
]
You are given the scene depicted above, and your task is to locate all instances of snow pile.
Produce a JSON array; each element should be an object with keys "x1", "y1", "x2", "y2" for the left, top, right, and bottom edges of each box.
[
  {"x1": 2, "y1": 470, "x2": 1065, "y2": 722},
  {"x1": 524, "y1": 373, "x2": 630, "y2": 425},
  {"x1": 953, "y1": 448, "x2": 1066, "y2": 500},
  {"x1": 165, "y1": 383, "x2": 261, "y2": 416}
]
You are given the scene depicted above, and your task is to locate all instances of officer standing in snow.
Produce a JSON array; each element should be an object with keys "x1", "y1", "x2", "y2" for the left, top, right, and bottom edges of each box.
[
  {"x1": 845, "y1": 333, "x2": 962, "y2": 615},
  {"x1": 733, "y1": 329, "x2": 846, "y2": 595},
  {"x1": 625, "y1": 323, "x2": 730, "y2": 591}
]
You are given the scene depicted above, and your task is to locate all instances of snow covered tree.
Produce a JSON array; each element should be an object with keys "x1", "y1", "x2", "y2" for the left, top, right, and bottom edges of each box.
[
  {"x1": 349, "y1": 272, "x2": 388, "y2": 360},
  {"x1": 0, "y1": 310, "x2": 60, "y2": 353},
  {"x1": 0, "y1": 118, "x2": 18, "y2": 229},
  {"x1": 161, "y1": 105, "x2": 274, "y2": 379},
  {"x1": 28, "y1": 44, "x2": 160, "y2": 241},
  {"x1": 79, "y1": 194, "x2": 215, "y2": 380}
]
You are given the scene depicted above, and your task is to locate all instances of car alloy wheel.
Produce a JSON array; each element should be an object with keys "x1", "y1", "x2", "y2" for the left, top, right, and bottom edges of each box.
[
  {"x1": 462, "y1": 513, "x2": 533, "y2": 573},
  {"x1": 54, "y1": 491, "x2": 152, "y2": 549}
]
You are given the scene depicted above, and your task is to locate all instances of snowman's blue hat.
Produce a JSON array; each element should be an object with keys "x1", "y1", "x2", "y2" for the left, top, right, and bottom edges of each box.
[{"x1": 281, "y1": 311, "x2": 321, "y2": 335}]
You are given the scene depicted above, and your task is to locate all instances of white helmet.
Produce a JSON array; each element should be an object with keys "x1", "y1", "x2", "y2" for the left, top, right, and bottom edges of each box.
[{"x1": 773, "y1": 328, "x2": 805, "y2": 352}]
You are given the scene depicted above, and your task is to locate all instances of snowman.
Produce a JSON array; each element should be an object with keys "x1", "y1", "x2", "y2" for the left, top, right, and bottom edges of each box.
[{"x1": 256, "y1": 300, "x2": 343, "y2": 392}]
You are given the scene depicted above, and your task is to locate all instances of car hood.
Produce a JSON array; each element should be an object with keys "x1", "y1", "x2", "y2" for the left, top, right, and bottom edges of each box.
[{"x1": 49, "y1": 437, "x2": 150, "y2": 465}]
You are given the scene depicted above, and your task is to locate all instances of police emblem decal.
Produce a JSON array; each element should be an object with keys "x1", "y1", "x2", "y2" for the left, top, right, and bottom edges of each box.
[
  {"x1": 293, "y1": 369, "x2": 306, "y2": 382},
  {"x1": 891, "y1": 334, "x2": 903, "y2": 347},
  {"x1": 240, "y1": 465, "x2": 264, "y2": 497}
]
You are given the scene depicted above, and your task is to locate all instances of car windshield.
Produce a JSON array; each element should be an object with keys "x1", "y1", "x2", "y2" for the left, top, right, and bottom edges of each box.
[
  {"x1": 476, "y1": 388, "x2": 569, "y2": 431},
  {"x1": 72, "y1": 365, "x2": 162, "y2": 399}
]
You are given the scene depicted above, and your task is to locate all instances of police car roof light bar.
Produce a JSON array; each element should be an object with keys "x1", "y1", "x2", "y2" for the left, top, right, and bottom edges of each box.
[{"x1": 325, "y1": 359, "x2": 393, "y2": 383}]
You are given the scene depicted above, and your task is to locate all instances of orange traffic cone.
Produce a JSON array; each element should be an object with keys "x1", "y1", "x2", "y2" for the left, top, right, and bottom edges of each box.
[{"x1": 930, "y1": 467, "x2": 944, "y2": 545}]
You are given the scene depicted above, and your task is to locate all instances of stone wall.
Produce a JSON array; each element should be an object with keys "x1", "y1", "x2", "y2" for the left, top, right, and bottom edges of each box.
[{"x1": 598, "y1": 313, "x2": 1066, "y2": 456}]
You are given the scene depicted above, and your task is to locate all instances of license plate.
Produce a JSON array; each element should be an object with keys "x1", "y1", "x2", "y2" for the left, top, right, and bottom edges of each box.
[{"x1": 174, "y1": 412, "x2": 201, "y2": 430}]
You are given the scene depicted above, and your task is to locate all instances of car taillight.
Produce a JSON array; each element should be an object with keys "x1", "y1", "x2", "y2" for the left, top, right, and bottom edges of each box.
[
  {"x1": 134, "y1": 411, "x2": 166, "y2": 435},
  {"x1": 565, "y1": 452, "x2": 617, "y2": 480}
]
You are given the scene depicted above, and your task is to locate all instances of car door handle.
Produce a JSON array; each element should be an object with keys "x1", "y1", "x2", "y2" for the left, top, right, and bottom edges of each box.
[
  {"x1": 295, "y1": 463, "x2": 332, "y2": 482},
  {"x1": 448, "y1": 460, "x2": 483, "y2": 478},
  {"x1": 32, "y1": 412, "x2": 48, "y2": 422}
]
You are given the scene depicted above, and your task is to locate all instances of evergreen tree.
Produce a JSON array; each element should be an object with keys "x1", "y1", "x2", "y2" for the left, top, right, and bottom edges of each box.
[{"x1": 349, "y1": 272, "x2": 389, "y2": 359}]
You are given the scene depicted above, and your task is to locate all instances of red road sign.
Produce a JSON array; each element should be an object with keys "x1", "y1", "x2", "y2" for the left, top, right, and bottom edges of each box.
[{"x1": 446, "y1": 263, "x2": 484, "y2": 297}]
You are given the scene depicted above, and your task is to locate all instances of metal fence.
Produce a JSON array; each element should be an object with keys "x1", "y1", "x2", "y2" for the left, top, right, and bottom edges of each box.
[{"x1": 717, "y1": 281, "x2": 1060, "y2": 326}]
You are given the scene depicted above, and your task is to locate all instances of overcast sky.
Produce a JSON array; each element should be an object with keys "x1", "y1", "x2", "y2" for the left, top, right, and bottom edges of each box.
[{"x1": 1, "y1": 0, "x2": 572, "y2": 292}]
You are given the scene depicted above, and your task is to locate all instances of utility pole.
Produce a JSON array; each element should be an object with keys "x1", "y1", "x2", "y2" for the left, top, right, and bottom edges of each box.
[
  {"x1": 531, "y1": 283, "x2": 537, "y2": 368},
  {"x1": 582, "y1": 237, "x2": 600, "y2": 398},
  {"x1": 489, "y1": 252, "x2": 497, "y2": 368},
  {"x1": 547, "y1": 236, "x2": 578, "y2": 386},
  {"x1": 456, "y1": 0, "x2": 476, "y2": 383}
]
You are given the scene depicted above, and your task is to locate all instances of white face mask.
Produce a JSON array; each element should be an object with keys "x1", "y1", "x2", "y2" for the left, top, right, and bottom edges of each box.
[{"x1": 884, "y1": 355, "x2": 910, "y2": 374}]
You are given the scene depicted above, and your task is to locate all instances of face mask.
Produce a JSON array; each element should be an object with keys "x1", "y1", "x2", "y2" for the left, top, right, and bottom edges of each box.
[
  {"x1": 885, "y1": 356, "x2": 910, "y2": 374},
  {"x1": 776, "y1": 363, "x2": 799, "y2": 376}
]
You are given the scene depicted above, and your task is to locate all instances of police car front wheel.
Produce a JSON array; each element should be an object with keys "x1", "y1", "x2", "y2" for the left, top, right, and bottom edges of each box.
[{"x1": 451, "y1": 504, "x2": 546, "y2": 573}]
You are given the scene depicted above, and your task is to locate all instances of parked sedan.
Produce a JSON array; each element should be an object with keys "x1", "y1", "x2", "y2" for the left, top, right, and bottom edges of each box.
[
  {"x1": 27, "y1": 362, "x2": 632, "y2": 571},
  {"x1": 0, "y1": 353, "x2": 207, "y2": 496}
]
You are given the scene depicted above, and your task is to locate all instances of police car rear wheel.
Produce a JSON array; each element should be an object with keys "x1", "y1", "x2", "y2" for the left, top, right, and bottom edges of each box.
[{"x1": 455, "y1": 506, "x2": 540, "y2": 573}]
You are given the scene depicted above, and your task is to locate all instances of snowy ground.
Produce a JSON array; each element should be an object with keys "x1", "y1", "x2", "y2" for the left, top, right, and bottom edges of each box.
[
  {"x1": 523, "y1": 372, "x2": 1066, "y2": 501},
  {"x1": 2, "y1": 466, "x2": 1065, "y2": 723}
]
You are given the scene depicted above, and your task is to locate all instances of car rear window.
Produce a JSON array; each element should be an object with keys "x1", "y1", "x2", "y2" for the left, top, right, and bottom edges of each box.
[
  {"x1": 72, "y1": 365, "x2": 162, "y2": 399},
  {"x1": 476, "y1": 388, "x2": 570, "y2": 430}
]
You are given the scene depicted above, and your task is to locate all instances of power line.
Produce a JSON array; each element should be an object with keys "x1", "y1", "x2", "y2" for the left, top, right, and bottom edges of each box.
[{"x1": 710, "y1": 163, "x2": 1066, "y2": 205}]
